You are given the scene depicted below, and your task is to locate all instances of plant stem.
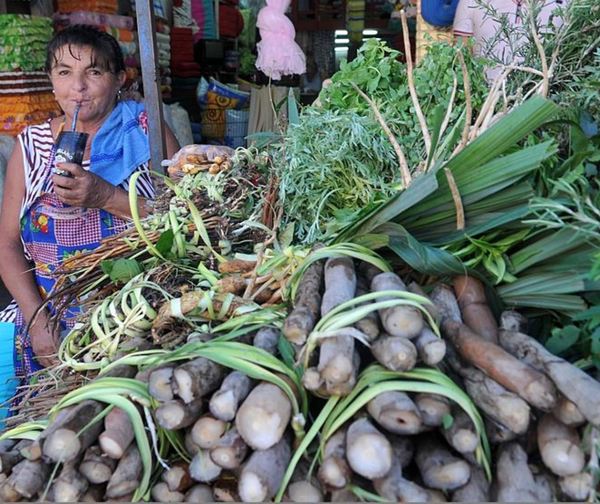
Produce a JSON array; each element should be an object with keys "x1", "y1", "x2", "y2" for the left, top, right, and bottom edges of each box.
[
  {"x1": 401, "y1": 10, "x2": 431, "y2": 153},
  {"x1": 350, "y1": 82, "x2": 412, "y2": 188}
]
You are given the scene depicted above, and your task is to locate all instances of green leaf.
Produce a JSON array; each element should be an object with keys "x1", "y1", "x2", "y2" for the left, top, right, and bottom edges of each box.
[
  {"x1": 101, "y1": 258, "x2": 142, "y2": 283},
  {"x1": 545, "y1": 325, "x2": 581, "y2": 355},
  {"x1": 277, "y1": 335, "x2": 300, "y2": 376},
  {"x1": 442, "y1": 413, "x2": 454, "y2": 430},
  {"x1": 338, "y1": 171, "x2": 439, "y2": 240},
  {"x1": 287, "y1": 88, "x2": 300, "y2": 127},
  {"x1": 155, "y1": 229, "x2": 174, "y2": 257},
  {"x1": 591, "y1": 328, "x2": 600, "y2": 370},
  {"x1": 382, "y1": 223, "x2": 466, "y2": 276}
]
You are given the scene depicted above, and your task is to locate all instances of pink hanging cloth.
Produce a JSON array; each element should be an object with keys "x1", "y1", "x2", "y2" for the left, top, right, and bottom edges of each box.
[{"x1": 255, "y1": 0, "x2": 306, "y2": 80}]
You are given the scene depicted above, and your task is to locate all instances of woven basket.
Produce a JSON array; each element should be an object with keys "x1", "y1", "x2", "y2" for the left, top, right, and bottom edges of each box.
[{"x1": 416, "y1": 0, "x2": 453, "y2": 63}]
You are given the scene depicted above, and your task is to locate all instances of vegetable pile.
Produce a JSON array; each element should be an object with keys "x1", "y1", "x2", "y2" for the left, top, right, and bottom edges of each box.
[{"x1": 1, "y1": 0, "x2": 600, "y2": 501}]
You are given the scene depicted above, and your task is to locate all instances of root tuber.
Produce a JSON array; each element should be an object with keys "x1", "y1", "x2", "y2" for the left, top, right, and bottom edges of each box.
[
  {"x1": 99, "y1": 406, "x2": 134, "y2": 459},
  {"x1": 235, "y1": 382, "x2": 292, "y2": 450},
  {"x1": 371, "y1": 272, "x2": 424, "y2": 339},
  {"x1": 191, "y1": 415, "x2": 227, "y2": 449},
  {"x1": 345, "y1": 417, "x2": 393, "y2": 479},
  {"x1": 209, "y1": 370, "x2": 252, "y2": 422},
  {"x1": 453, "y1": 276, "x2": 498, "y2": 343},
  {"x1": 371, "y1": 333, "x2": 417, "y2": 371},
  {"x1": 283, "y1": 259, "x2": 324, "y2": 345},
  {"x1": 415, "y1": 437, "x2": 471, "y2": 491},
  {"x1": 209, "y1": 428, "x2": 248, "y2": 469},
  {"x1": 537, "y1": 413, "x2": 585, "y2": 477},
  {"x1": 367, "y1": 390, "x2": 423, "y2": 435},
  {"x1": 238, "y1": 436, "x2": 291, "y2": 502},
  {"x1": 172, "y1": 357, "x2": 225, "y2": 404}
]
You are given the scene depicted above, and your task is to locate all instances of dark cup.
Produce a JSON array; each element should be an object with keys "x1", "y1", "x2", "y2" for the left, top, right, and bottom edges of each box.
[{"x1": 53, "y1": 131, "x2": 89, "y2": 176}]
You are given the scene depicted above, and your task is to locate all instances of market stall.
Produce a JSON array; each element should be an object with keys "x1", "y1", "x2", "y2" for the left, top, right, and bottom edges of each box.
[{"x1": 0, "y1": 0, "x2": 599, "y2": 502}]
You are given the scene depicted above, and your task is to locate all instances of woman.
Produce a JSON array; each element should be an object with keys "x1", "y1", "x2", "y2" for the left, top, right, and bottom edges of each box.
[{"x1": 0, "y1": 26, "x2": 179, "y2": 392}]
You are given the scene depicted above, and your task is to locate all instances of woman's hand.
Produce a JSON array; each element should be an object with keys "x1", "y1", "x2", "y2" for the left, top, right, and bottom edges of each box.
[
  {"x1": 29, "y1": 316, "x2": 60, "y2": 368},
  {"x1": 53, "y1": 162, "x2": 116, "y2": 209}
]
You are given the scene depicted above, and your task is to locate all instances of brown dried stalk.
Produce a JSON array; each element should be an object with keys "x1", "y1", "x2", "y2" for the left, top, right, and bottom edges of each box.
[
  {"x1": 350, "y1": 82, "x2": 412, "y2": 188},
  {"x1": 457, "y1": 50, "x2": 473, "y2": 152},
  {"x1": 444, "y1": 168, "x2": 465, "y2": 230},
  {"x1": 401, "y1": 10, "x2": 431, "y2": 154}
]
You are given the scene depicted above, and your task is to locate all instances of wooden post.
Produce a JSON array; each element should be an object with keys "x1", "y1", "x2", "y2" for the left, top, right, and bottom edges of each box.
[{"x1": 135, "y1": 0, "x2": 166, "y2": 172}]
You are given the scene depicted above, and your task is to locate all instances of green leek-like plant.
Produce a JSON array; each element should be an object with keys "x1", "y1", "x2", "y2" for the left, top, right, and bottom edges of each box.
[{"x1": 103, "y1": 341, "x2": 308, "y2": 436}]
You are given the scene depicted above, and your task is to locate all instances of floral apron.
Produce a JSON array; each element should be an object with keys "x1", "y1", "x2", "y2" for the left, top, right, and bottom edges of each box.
[{"x1": 12, "y1": 163, "x2": 129, "y2": 394}]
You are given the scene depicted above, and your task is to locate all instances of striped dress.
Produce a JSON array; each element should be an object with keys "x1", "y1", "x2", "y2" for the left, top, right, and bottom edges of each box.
[{"x1": 0, "y1": 116, "x2": 155, "y2": 389}]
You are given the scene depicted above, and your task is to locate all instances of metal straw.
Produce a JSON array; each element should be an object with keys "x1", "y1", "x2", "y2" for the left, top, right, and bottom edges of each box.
[{"x1": 71, "y1": 103, "x2": 81, "y2": 131}]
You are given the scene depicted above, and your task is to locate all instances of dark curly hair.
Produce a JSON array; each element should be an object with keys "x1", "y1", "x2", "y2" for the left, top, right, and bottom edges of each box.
[{"x1": 45, "y1": 24, "x2": 125, "y2": 75}]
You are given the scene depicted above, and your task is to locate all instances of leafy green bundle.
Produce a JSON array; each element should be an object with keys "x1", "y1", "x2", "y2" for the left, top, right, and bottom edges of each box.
[{"x1": 278, "y1": 39, "x2": 488, "y2": 243}]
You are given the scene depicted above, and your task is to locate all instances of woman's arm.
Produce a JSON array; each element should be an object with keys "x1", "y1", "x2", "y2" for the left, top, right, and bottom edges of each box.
[
  {"x1": 53, "y1": 124, "x2": 182, "y2": 220},
  {"x1": 0, "y1": 141, "x2": 58, "y2": 367}
]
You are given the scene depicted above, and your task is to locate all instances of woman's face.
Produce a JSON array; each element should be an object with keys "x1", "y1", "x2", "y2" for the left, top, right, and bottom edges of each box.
[{"x1": 48, "y1": 44, "x2": 125, "y2": 126}]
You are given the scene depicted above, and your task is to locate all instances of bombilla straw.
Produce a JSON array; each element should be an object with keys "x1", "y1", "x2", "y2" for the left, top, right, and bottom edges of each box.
[{"x1": 71, "y1": 103, "x2": 81, "y2": 131}]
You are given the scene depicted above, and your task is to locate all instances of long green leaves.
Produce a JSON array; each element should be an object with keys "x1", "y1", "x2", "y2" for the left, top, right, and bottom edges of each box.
[
  {"x1": 288, "y1": 243, "x2": 391, "y2": 301},
  {"x1": 320, "y1": 365, "x2": 492, "y2": 478},
  {"x1": 341, "y1": 97, "x2": 559, "y2": 244},
  {"x1": 51, "y1": 378, "x2": 154, "y2": 502}
]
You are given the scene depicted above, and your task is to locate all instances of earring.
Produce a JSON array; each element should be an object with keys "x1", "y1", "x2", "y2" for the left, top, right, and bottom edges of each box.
[
  {"x1": 52, "y1": 89, "x2": 55, "y2": 94},
  {"x1": 117, "y1": 89, "x2": 122, "y2": 99}
]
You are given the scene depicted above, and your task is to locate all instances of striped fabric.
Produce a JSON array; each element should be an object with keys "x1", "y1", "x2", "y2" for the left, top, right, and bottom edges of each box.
[{"x1": 0, "y1": 118, "x2": 155, "y2": 324}]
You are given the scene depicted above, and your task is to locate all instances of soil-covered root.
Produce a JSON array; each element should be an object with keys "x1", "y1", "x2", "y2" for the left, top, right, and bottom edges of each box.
[
  {"x1": 155, "y1": 398, "x2": 203, "y2": 430},
  {"x1": 537, "y1": 413, "x2": 585, "y2": 477},
  {"x1": 371, "y1": 334, "x2": 417, "y2": 372},
  {"x1": 415, "y1": 393, "x2": 451, "y2": 428},
  {"x1": 79, "y1": 445, "x2": 117, "y2": 484},
  {"x1": 52, "y1": 461, "x2": 89, "y2": 503},
  {"x1": 151, "y1": 482, "x2": 185, "y2": 502},
  {"x1": 191, "y1": 415, "x2": 227, "y2": 449},
  {"x1": 443, "y1": 320, "x2": 557, "y2": 411},
  {"x1": 286, "y1": 481, "x2": 323, "y2": 503},
  {"x1": 0, "y1": 459, "x2": 49, "y2": 500},
  {"x1": 238, "y1": 436, "x2": 291, "y2": 502},
  {"x1": 320, "y1": 257, "x2": 357, "y2": 316},
  {"x1": 317, "y1": 429, "x2": 352, "y2": 490},
  {"x1": 184, "y1": 484, "x2": 214, "y2": 502},
  {"x1": 99, "y1": 406, "x2": 134, "y2": 459},
  {"x1": 235, "y1": 382, "x2": 292, "y2": 450},
  {"x1": 345, "y1": 417, "x2": 393, "y2": 479},
  {"x1": 253, "y1": 326, "x2": 280, "y2": 354},
  {"x1": 559, "y1": 471, "x2": 595, "y2": 501},
  {"x1": 441, "y1": 408, "x2": 478, "y2": 455},
  {"x1": 172, "y1": 357, "x2": 225, "y2": 404},
  {"x1": 162, "y1": 461, "x2": 193, "y2": 493},
  {"x1": 499, "y1": 327, "x2": 600, "y2": 425},
  {"x1": 451, "y1": 465, "x2": 490, "y2": 502},
  {"x1": 189, "y1": 449, "x2": 222, "y2": 483},
  {"x1": 209, "y1": 428, "x2": 249, "y2": 469},
  {"x1": 283, "y1": 259, "x2": 324, "y2": 345},
  {"x1": 415, "y1": 437, "x2": 471, "y2": 491},
  {"x1": 552, "y1": 396, "x2": 586, "y2": 427},
  {"x1": 367, "y1": 391, "x2": 423, "y2": 435},
  {"x1": 105, "y1": 444, "x2": 142, "y2": 499},
  {"x1": 371, "y1": 272, "x2": 424, "y2": 339},
  {"x1": 453, "y1": 275, "x2": 498, "y2": 343},
  {"x1": 208, "y1": 371, "x2": 252, "y2": 422},
  {"x1": 494, "y1": 442, "x2": 551, "y2": 502},
  {"x1": 148, "y1": 366, "x2": 176, "y2": 402},
  {"x1": 415, "y1": 327, "x2": 446, "y2": 366},
  {"x1": 42, "y1": 400, "x2": 105, "y2": 463}
]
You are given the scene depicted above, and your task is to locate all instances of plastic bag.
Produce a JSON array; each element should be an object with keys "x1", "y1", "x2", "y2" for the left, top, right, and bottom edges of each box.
[
  {"x1": 164, "y1": 103, "x2": 194, "y2": 148},
  {"x1": 162, "y1": 144, "x2": 235, "y2": 178},
  {"x1": 255, "y1": 0, "x2": 306, "y2": 80}
]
